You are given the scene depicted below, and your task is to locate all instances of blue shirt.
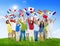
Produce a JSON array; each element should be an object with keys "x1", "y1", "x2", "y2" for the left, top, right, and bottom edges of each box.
[{"x1": 16, "y1": 24, "x2": 20, "y2": 32}]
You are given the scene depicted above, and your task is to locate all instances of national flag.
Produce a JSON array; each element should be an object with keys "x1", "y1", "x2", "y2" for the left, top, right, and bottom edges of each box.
[
  {"x1": 18, "y1": 9, "x2": 24, "y2": 16},
  {"x1": 5, "y1": 15, "x2": 8, "y2": 18},
  {"x1": 26, "y1": 12, "x2": 30, "y2": 16},
  {"x1": 23, "y1": 8, "x2": 27, "y2": 12},
  {"x1": 9, "y1": 9, "x2": 11, "y2": 11},
  {"x1": 37, "y1": 10, "x2": 44, "y2": 16},
  {"x1": 28, "y1": 7, "x2": 34, "y2": 12},
  {"x1": 43, "y1": 14, "x2": 48, "y2": 19},
  {"x1": 10, "y1": 19, "x2": 15, "y2": 22},
  {"x1": 14, "y1": 9, "x2": 16, "y2": 12},
  {"x1": 51, "y1": 11, "x2": 56, "y2": 15},
  {"x1": 43, "y1": 10, "x2": 51, "y2": 15},
  {"x1": 7, "y1": 11, "x2": 10, "y2": 14}
]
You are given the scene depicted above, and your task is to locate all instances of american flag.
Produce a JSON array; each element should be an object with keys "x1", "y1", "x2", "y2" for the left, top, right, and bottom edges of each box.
[
  {"x1": 5, "y1": 15, "x2": 8, "y2": 18},
  {"x1": 18, "y1": 9, "x2": 24, "y2": 16}
]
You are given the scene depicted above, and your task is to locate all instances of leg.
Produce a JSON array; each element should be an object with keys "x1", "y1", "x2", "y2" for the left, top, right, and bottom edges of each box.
[
  {"x1": 29, "y1": 30, "x2": 31, "y2": 41},
  {"x1": 20, "y1": 31, "x2": 22, "y2": 41},
  {"x1": 34, "y1": 31, "x2": 37, "y2": 41},
  {"x1": 16, "y1": 32, "x2": 20, "y2": 42},
  {"x1": 16, "y1": 32, "x2": 18, "y2": 41},
  {"x1": 45, "y1": 31, "x2": 48, "y2": 39},
  {"x1": 40, "y1": 32, "x2": 44, "y2": 41},
  {"x1": 23, "y1": 31, "x2": 26, "y2": 40},
  {"x1": 36, "y1": 31, "x2": 38, "y2": 41},
  {"x1": 14, "y1": 31, "x2": 16, "y2": 37}
]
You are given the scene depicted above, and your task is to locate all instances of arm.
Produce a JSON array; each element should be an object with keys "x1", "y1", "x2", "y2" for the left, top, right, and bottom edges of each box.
[
  {"x1": 18, "y1": 19, "x2": 23, "y2": 24},
  {"x1": 53, "y1": 18, "x2": 56, "y2": 23}
]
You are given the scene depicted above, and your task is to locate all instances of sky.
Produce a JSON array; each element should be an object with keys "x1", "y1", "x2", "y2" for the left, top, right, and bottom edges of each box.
[{"x1": 0, "y1": 0, "x2": 60, "y2": 38}]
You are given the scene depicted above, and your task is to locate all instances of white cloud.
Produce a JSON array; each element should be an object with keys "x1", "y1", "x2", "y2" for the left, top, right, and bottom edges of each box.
[{"x1": 51, "y1": 29, "x2": 60, "y2": 38}]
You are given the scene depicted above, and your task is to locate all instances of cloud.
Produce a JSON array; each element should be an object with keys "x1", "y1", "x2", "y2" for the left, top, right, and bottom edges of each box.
[{"x1": 52, "y1": 29, "x2": 60, "y2": 38}]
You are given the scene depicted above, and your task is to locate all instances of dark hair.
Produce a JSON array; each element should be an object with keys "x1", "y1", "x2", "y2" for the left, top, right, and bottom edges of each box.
[
  {"x1": 6, "y1": 20, "x2": 9, "y2": 24},
  {"x1": 40, "y1": 21, "x2": 44, "y2": 27}
]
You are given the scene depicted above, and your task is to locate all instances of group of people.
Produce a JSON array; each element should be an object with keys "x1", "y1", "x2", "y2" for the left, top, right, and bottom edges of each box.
[{"x1": 6, "y1": 15, "x2": 56, "y2": 42}]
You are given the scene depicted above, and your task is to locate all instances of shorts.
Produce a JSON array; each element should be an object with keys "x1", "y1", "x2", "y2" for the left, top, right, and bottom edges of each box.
[
  {"x1": 29, "y1": 30, "x2": 34, "y2": 37},
  {"x1": 8, "y1": 30, "x2": 12, "y2": 33},
  {"x1": 26, "y1": 29, "x2": 29, "y2": 34},
  {"x1": 39, "y1": 28, "x2": 44, "y2": 33},
  {"x1": 44, "y1": 27, "x2": 48, "y2": 31}
]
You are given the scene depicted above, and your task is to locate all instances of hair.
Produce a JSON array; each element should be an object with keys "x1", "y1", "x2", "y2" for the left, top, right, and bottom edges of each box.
[{"x1": 6, "y1": 20, "x2": 9, "y2": 24}]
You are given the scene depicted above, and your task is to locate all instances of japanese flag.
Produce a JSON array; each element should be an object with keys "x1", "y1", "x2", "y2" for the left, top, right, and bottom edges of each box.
[{"x1": 28, "y1": 7, "x2": 34, "y2": 12}]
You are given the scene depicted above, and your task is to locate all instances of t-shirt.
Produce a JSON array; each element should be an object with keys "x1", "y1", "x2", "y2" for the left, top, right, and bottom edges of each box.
[
  {"x1": 11, "y1": 22, "x2": 16, "y2": 31},
  {"x1": 39, "y1": 23, "x2": 44, "y2": 28},
  {"x1": 28, "y1": 19, "x2": 34, "y2": 30},
  {"x1": 34, "y1": 24, "x2": 39, "y2": 31},
  {"x1": 18, "y1": 20, "x2": 27, "y2": 31},
  {"x1": 6, "y1": 24, "x2": 12, "y2": 33},
  {"x1": 16, "y1": 24, "x2": 20, "y2": 32}
]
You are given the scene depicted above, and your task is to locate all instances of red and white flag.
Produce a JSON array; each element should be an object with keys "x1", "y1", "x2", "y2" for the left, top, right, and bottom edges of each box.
[
  {"x1": 28, "y1": 7, "x2": 34, "y2": 12},
  {"x1": 23, "y1": 8, "x2": 27, "y2": 12}
]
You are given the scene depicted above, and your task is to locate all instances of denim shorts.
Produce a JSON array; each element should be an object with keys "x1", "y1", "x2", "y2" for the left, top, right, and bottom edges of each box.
[{"x1": 39, "y1": 28, "x2": 44, "y2": 33}]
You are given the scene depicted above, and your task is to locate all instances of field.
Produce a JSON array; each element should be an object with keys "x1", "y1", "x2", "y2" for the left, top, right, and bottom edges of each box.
[{"x1": 0, "y1": 38, "x2": 60, "y2": 46}]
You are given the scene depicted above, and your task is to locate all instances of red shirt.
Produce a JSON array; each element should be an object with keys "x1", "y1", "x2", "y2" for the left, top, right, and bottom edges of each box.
[{"x1": 28, "y1": 18, "x2": 34, "y2": 30}]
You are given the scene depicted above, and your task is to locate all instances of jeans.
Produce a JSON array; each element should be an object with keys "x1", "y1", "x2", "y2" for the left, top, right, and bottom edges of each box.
[
  {"x1": 20, "y1": 30, "x2": 26, "y2": 40},
  {"x1": 34, "y1": 31, "x2": 38, "y2": 41}
]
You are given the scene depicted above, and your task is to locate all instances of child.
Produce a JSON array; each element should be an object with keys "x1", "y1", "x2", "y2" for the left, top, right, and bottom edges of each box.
[
  {"x1": 6, "y1": 20, "x2": 12, "y2": 39},
  {"x1": 34, "y1": 20, "x2": 39, "y2": 41},
  {"x1": 39, "y1": 20, "x2": 44, "y2": 41},
  {"x1": 27, "y1": 17, "x2": 34, "y2": 41},
  {"x1": 16, "y1": 21, "x2": 20, "y2": 42},
  {"x1": 26, "y1": 22, "x2": 29, "y2": 40},
  {"x1": 11, "y1": 21, "x2": 16, "y2": 38},
  {"x1": 18, "y1": 18, "x2": 27, "y2": 41},
  {"x1": 44, "y1": 19, "x2": 49, "y2": 39}
]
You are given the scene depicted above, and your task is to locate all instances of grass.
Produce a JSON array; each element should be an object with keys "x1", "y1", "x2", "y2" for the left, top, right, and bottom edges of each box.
[{"x1": 0, "y1": 38, "x2": 60, "y2": 46}]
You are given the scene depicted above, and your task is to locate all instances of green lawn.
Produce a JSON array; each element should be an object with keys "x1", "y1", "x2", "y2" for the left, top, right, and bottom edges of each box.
[{"x1": 0, "y1": 38, "x2": 60, "y2": 46}]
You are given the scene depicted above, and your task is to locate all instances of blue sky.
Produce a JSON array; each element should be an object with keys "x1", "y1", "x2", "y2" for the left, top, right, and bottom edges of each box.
[
  {"x1": 0, "y1": 0, "x2": 60, "y2": 28},
  {"x1": 0, "y1": 0, "x2": 60, "y2": 38}
]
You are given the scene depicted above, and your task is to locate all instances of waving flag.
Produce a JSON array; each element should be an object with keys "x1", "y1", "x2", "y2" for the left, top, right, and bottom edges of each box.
[
  {"x1": 28, "y1": 7, "x2": 34, "y2": 11},
  {"x1": 43, "y1": 10, "x2": 52, "y2": 15},
  {"x1": 7, "y1": 11, "x2": 10, "y2": 14},
  {"x1": 43, "y1": 14, "x2": 48, "y2": 19},
  {"x1": 23, "y1": 8, "x2": 27, "y2": 12},
  {"x1": 5, "y1": 15, "x2": 8, "y2": 18},
  {"x1": 9, "y1": 9, "x2": 11, "y2": 11},
  {"x1": 14, "y1": 9, "x2": 16, "y2": 12},
  {"x1": 18, "y1": 9, "x2": 24, "y2": 16},
  {"x1": 37, "y1": 10, "x2": 44, "y2": 16},
  {"x1": 10, "y1": 19, "x2": 15, "y2": 22},
  {"x1": 34, "y1": 12, "x2": 37, "y2": 16},
  {"x1": 26, "y1": 12, "x2": 30, "y2": 16},
  {"x1": 51, "y1": 11, "x2": 56, "y2": 15}
]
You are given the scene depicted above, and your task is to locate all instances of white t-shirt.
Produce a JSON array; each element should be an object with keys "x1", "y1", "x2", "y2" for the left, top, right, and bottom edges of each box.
[{"x1": 11, "y1": 22, "x2": 16, "y2": 31}]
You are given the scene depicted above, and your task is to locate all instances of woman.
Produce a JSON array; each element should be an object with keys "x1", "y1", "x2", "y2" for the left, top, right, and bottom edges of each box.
[{"x1": 39, "y1": 20, "x2": 44, "y2": 41}]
